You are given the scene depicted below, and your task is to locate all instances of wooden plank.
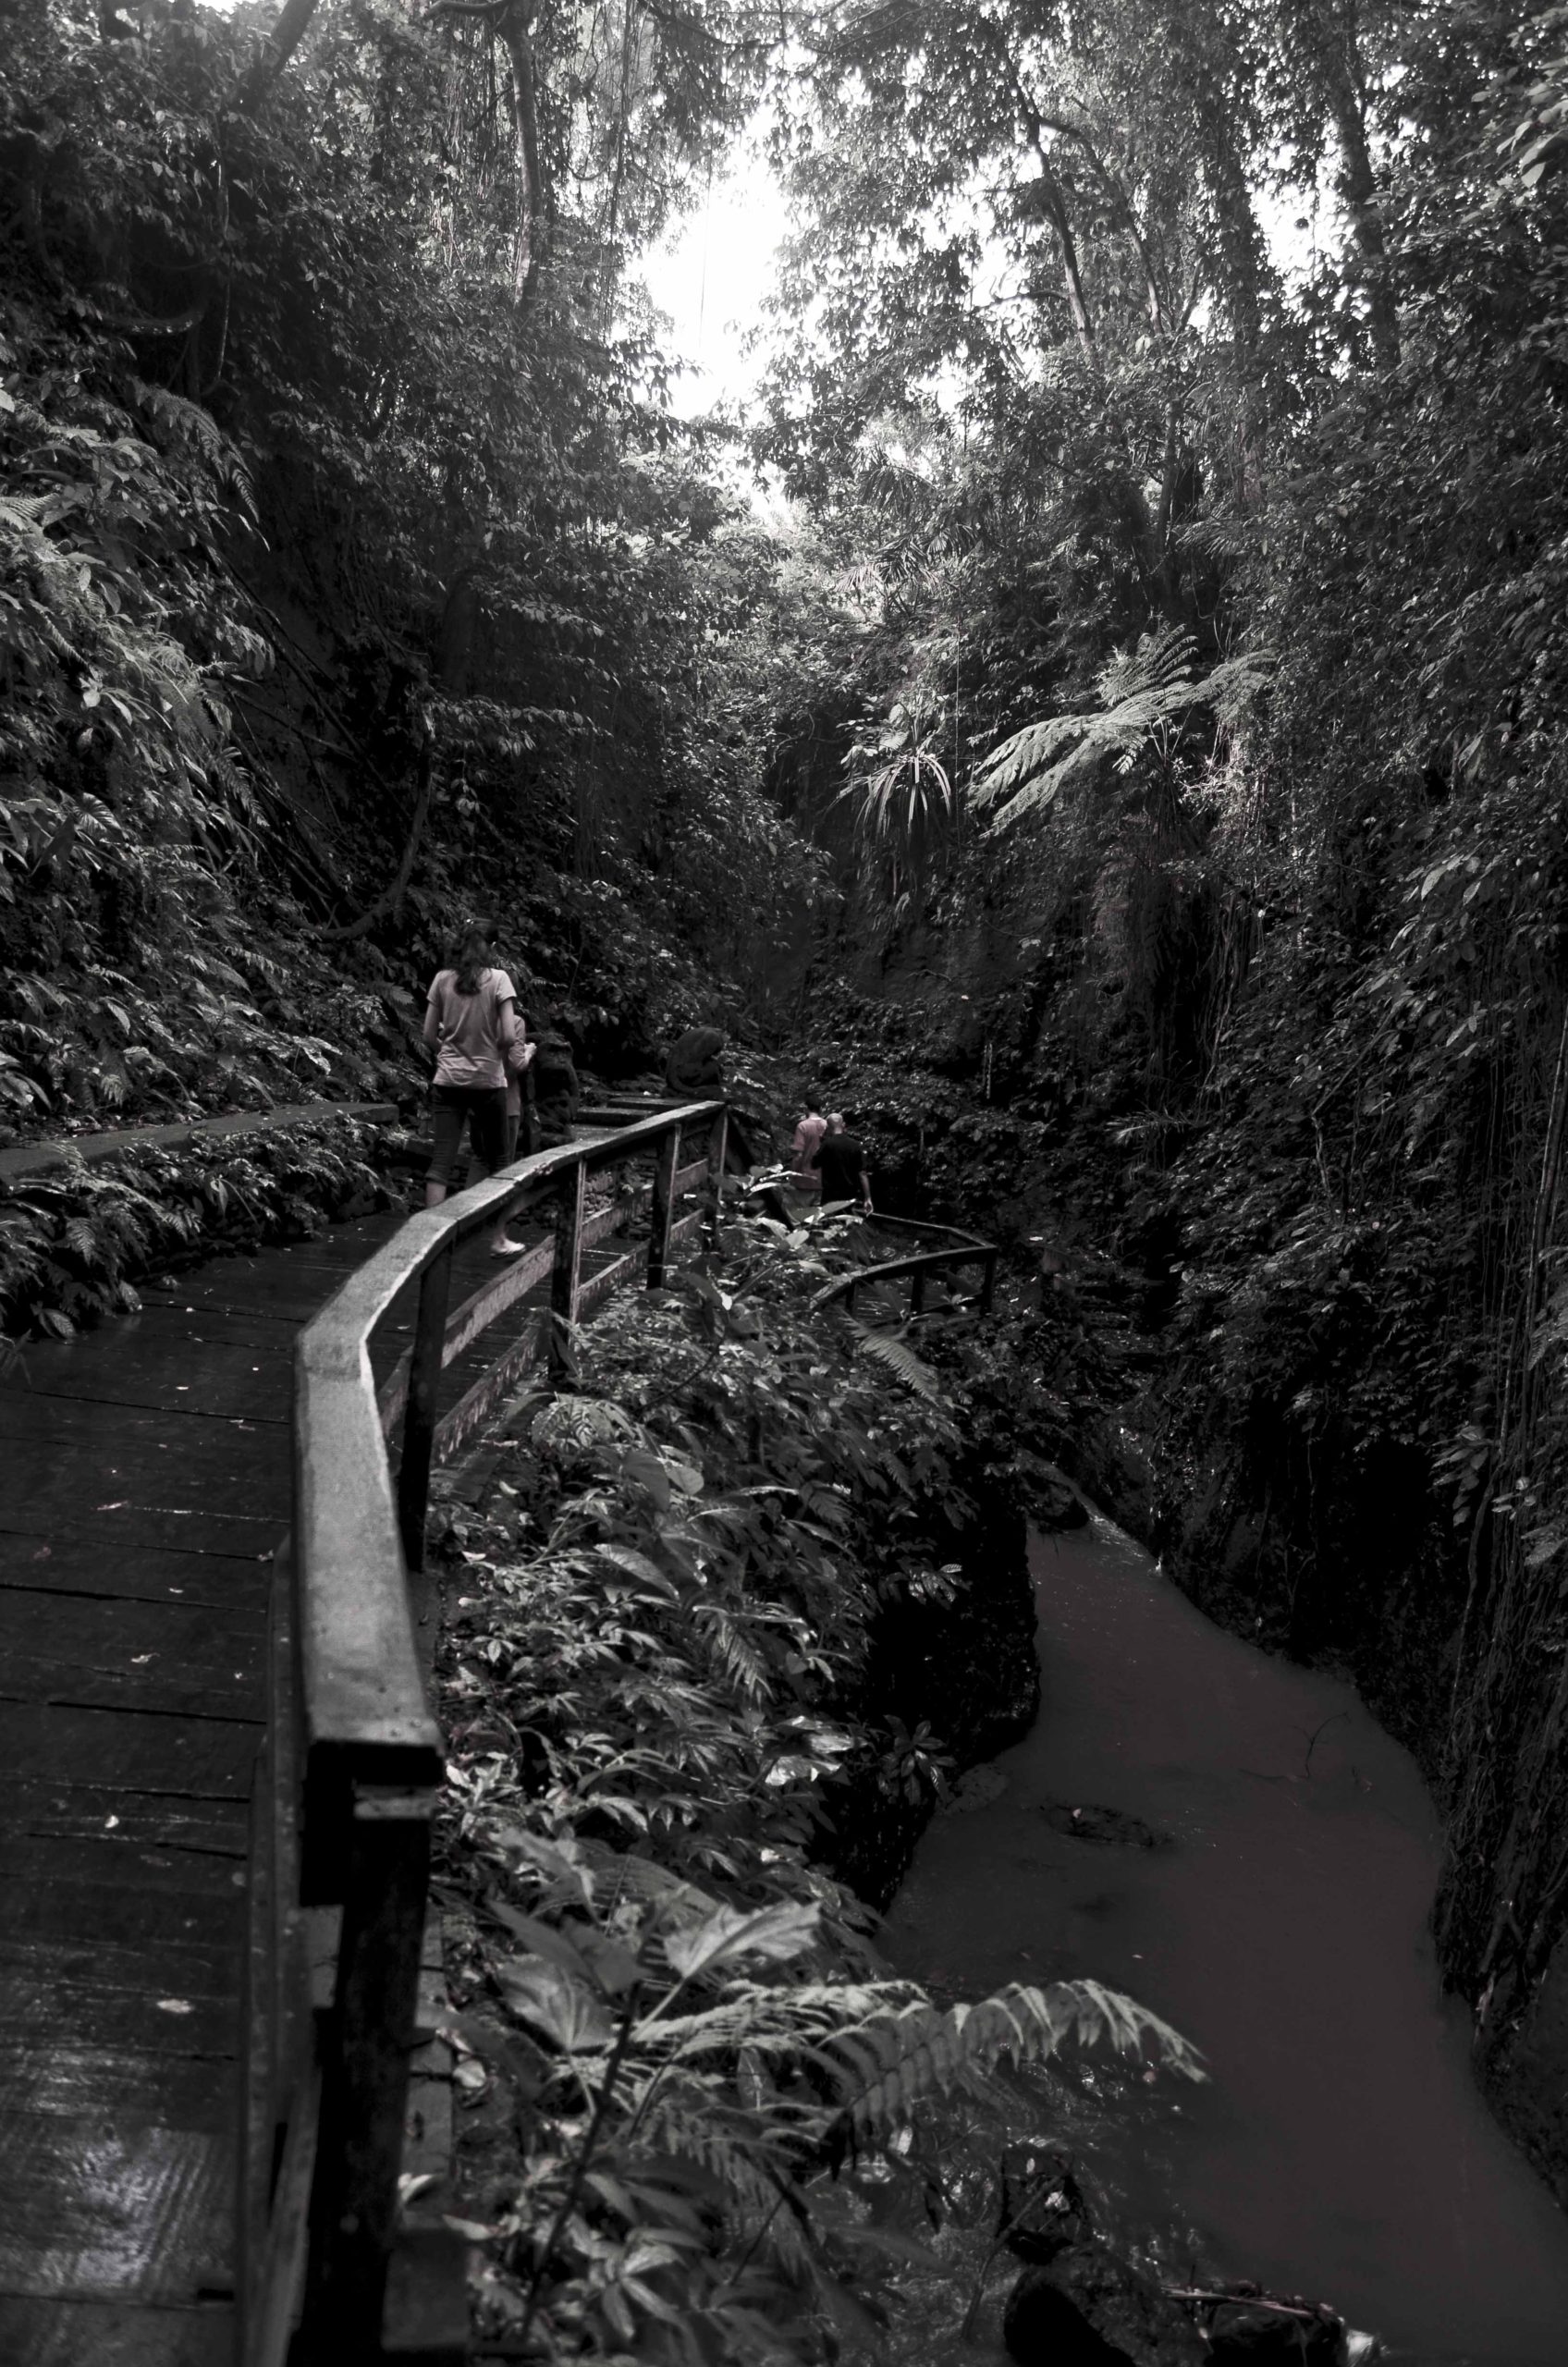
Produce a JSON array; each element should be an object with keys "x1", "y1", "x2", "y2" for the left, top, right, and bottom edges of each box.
[
  {"x1": 0, "y1": 2042, "x2": 239, "y2": 2129},
  {"x1": 0, "y1": 2296, "x2": 234, "y2": 2367},
  {"x1": 672, "y1": 1155, "x2": 708, "y2": 1197},
  {"x1": 1, "y1": 1780, "x2": 248, "y2": 1858},
  {"x1": 0, "y1": 1588, "x2": 263, "y2": 1720},
  {"x1": 0, "y1": 1829, "x2": 250, "y2": 1904},
  {"x1": 235, "y1": 1216, "x2": 407, "y2": 1272},
  {"x1": 0, "y1": 1394, "x2": 285, "y2": 1446},
  {"x1": 580, "y1": 1186, "x2": 645, "y2": 1253},
  {"x1": 0, "y1": 1364, "x2": 288, "y2": 1422},
  {"x1": 437, "y1": 1233, "x2": 554, "y2": 1367},
  {"x1": 0, "y1": 1456, "x2": 288, "y2": 1538},
  {"x1": 668, "y1": 1208, "x2": 704, "y2": 1252},
  {"x1": 140, "y1": 1275, "x2": 342, "y2": 1328},
  {"x1": 0, "y1": 1921, "x2": 239, "y2": 1998},
  {"x1": 3, "y1": 1317, "x2": 295, "y2": 1415},
  {"x1": 431, "y1": 1318, "x2": 542, "y2": 1466},
  {"x1": 0, "y1": 1208, "x2": 453, "y2": 2363},
  {"x1": 0, "y1": 1504, "x2": 280, "y2": 1561},
  {"x1": 0, "y1": 1701, "x2": 261, "y2": 1796},
  {"x1": 376, "y1": 1232, "x2": 554, "y2": 1435},
  {"x1": 0, "y1": 2110, "x2": 232, "y2": 2303},
  {"x1": 576, "y1": 1247, "x2": 640, "y2": 1318},
  {"x1": 0, "y1": 1539, "x2": 273, "y2": 1614},
  {"x1": 0, "y1": 1404, "x2": 288, "y2": 1515},
  {"x1": 0, "y1": 1979, "x2": 237, "y2": 2073},
  {"x1": 0, "y1": 1865, "x2": 244, "y2": 1958}
]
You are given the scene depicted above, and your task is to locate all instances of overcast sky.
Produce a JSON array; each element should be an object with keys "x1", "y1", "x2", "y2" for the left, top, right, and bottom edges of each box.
[{"x1": 642, "y1": 145, "x2": 790, "y2": 419}]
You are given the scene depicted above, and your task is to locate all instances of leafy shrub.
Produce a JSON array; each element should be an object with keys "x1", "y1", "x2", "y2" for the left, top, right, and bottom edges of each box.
[
  {"x1": 0, "y1": 1112, "x2": 396, "y2": 1344},
  {"x1": 433, "y1": 1212, "x2": 1200, "y2": 2359}
]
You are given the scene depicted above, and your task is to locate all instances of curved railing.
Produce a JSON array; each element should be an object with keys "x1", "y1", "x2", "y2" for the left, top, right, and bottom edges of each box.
[
  {"x1": 813, "y1": 1208, "x2": 998, "y2": 1319},
  {"x1": 240, "y1": 1100, "x2": 728, "y2": 2365}
]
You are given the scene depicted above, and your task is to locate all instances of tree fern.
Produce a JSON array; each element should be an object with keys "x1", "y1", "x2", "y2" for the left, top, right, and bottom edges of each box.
[{"x1": 974, "y1": 627, "x2": 1273, "y2": 827}]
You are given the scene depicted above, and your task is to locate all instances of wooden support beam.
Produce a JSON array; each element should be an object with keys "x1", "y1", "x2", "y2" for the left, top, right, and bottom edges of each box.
[
  {"x1": 647, "y1": 1127, "x2": 679, "y2": 1288},
  {"x1": 705, "y1": 1110, "x2": 729, "y2": 1249},
  {"x1": 549, "y1": 1161, "x2": 586, "y2": 1380},
  {"x1": 396, "y1": 1247, "x2": 453, "y2": 1576},
  {"x1": 300, "y1": 1784, "x2": 433, "y2": 2356}
]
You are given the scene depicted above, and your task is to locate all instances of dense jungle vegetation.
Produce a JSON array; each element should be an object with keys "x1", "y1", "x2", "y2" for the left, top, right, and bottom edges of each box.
[
  {"x1": 10, "y1": 0, "x2": 1568, "y2": 2309},
  {"x1": 431, "y1": 1207, "x2": 1198, "y2": 2362}
]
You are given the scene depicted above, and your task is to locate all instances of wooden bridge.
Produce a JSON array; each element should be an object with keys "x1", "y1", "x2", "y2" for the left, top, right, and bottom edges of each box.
[{"x1": 0, "y1": 1099, "x2": 996, "y2": 2365}]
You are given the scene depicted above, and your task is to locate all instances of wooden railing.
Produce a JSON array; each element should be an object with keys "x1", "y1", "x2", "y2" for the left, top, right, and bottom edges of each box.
[
  {"x1": 813, "y1": 1209, "x2": 998, "y2": 1319},
  {"x1": 239, "y1": 1100, "x2": 728, "y2": 2367}
]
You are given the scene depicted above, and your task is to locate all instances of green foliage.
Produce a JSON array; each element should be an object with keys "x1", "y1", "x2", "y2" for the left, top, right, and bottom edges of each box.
[
  {"x1": 0, "y1": 0, "x2": 827, "y2": 1122},
  {"x1": 975, "y1": 630, "x2": 1271, "y2": 828},
  {"x1": 0, "y1": 1113, "x2": 391, "y2": 1341},
  {"x1": 435, "y1": 1212, "x2": 1197, "y2": 2360},
  {"x1": 849, "y1": 1319, "x2": 942, "y2": 1404}
]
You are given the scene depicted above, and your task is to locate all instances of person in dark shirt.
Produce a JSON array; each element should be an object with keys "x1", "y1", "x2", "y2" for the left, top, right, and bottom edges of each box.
[
  {"x1": 532, "y1": 1025, "x2": 581, "y2": 1148},
  {"x1": 813, "y1": 1112, "x2": 873, "y2": 1210},
  {"x1": 664, "y1": 1024, "x2": 725, "y2": 1096}
]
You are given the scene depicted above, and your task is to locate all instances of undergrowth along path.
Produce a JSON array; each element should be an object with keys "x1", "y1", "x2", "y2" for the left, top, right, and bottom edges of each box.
[{"x1": 0, "y1": 1099, "x2": 398, "y2": 1184}]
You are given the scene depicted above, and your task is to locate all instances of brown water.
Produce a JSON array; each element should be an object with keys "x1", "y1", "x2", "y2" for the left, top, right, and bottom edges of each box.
[{"x1": 883, "y1": 1515, "x2": 1568, "y2": 2364}]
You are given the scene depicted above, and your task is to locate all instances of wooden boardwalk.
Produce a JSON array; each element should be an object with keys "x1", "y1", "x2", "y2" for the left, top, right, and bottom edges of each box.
[
  {"x1": 0, "y1": 1159, "x2": 646, "y2": 2366},
  {"x1": 0, "y1": 1219, "x2": 405, "y2": 2365},
  {"x1": 0, "y1": 1197, "x2": 565, "y2": 2367}
]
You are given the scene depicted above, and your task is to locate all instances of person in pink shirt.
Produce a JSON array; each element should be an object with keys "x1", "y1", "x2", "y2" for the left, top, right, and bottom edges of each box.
[
  {"x1": 790, "y1": 1100, "x2": 827, "y2": 1184},
  {"x1": 422, "y1": 926, "x2": 532, "y2": 1255}
]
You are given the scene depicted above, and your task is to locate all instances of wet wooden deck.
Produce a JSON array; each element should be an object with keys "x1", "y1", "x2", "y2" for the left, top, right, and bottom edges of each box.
[
  {"x1": 0, "y1": 1145, "x2": 673, "y2": 2364},
  {"x1": 0, "y1": 1216, "x2": 425, "y2": 2367}
]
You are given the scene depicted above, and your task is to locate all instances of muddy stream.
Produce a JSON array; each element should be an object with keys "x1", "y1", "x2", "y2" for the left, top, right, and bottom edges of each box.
[{"x1": 883, "y1": 1515, "x2": 1568, "y2": 2365}]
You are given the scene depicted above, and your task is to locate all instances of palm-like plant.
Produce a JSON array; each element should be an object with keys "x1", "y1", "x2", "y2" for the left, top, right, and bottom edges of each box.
[
  {"x1": 834, "y1": 693, "x2": 958, "y2": 935},
  {"x1": 835, "y1": 695, "x2": 956, "y2": 849}
]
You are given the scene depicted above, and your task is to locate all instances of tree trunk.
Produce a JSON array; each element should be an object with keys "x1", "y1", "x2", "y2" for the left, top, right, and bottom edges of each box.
[
  {"x1": 497, "y1": 1, "x2": 545, "y2": 305},
  {"x1": 237, "y1": 0, "x2": 322, "y2": 115}
]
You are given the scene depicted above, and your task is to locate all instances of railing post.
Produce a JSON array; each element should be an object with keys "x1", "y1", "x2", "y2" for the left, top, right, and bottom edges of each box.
[
  {"x1": 550, "y1": 1158, "x2": 585, "y2": 1380},
  {"x1": 647, "y1": 1125, "x2": 678, "y2": 1288},
  {"x1": 396, "y1": 1245, "x2": 452, "y2": 1577},
  {"x1": 843, "y1": 1276, "x2": 859, "y2": 1314},
  {"x1": 979, "y1": 1249, "x2": 998, "y2": 1313},
  {"x1": 299, "y1": 1782, "x2": 433, "y2": 2360},
  {"x1": 705, "y1": 1106, "x2": 729, "y2": 1249},
  {"x1": 910, "y1": 1266, "x2": 927, "y2": 1318}
]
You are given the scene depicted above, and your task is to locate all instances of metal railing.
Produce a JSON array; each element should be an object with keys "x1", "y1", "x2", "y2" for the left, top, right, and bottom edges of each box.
[
  {"x1": 813, "y1": 1209, "x2": 998, "y2": 1319},
  {"x1": 240, "y1": 1100, "x2": 728, "y2": 2366}
]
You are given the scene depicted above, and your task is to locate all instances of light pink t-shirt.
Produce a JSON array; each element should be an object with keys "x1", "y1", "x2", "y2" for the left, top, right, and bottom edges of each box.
[
  {"x1": 425, "y1": 967, "x2": 518, "y2": 1089},
  {"x1": 790, "y1": 1113, "x2": 827, "y2": 1173}
]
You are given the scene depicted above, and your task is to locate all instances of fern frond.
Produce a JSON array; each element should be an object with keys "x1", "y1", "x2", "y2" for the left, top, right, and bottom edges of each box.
[
  {"x1": 575, "y1": 1842, "x2": 730, "y2": 1930},
  {"x1": 1095, "y1": 625, "x2": 1198, "y2": 706},
  {"x1": 850, "y1": 1320, "x2": 941, "y2": 1402},
  {"x1": 815, "y1": 1979, "x2": 1203, "y2": 2156},
  {"x1": 133, "y1": 382, "x2": 258, "y2": 519},
  {"x1": 974, "y1": 629, "x2": 1274, "y2": 828}
]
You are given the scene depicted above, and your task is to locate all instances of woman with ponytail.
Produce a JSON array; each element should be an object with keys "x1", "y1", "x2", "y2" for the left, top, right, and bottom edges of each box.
[{"x1": 422, "y1": 924, "x2": 533, "y2": 1254}]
